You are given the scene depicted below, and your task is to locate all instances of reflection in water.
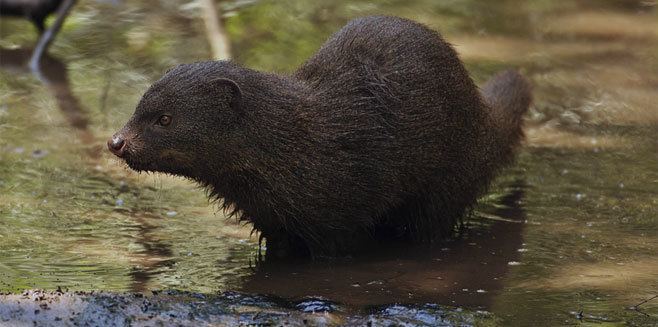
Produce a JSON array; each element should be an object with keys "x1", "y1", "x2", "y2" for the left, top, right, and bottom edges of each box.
[
  {"x1": 0, "y1": 47, "x2": 176, "y2": 293},
  {"x1": 242, "y1": 182, "x2": 527, "y2": 309},
  {"x1": 123, "y1": 211, "x2": 174, "y2": 293},
  {"x1": 0, "y1": 48, "x2": 96, "y2": 154},
  {"x1": 0, "y1": 48, "x2": 87, "y2": 128}
]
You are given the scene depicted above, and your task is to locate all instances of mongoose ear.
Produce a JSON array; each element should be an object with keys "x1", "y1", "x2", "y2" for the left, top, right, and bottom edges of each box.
[{"x1": 211, "y1": 78, "x2": 242, "y2": 114}]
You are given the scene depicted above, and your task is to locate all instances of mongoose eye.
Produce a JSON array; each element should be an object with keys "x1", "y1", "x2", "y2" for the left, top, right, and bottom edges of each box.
[{"x1": 157, "y1": 115, "x2": 172, "y2": 126}]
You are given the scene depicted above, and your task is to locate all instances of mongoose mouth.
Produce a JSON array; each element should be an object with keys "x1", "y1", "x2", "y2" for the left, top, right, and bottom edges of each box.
[
  {"x1": 122, "y1": 156, "x2": 155, "y2": 173},
  {"x1": 122, "y1": 150, "x2": 193, "y2": 176}
]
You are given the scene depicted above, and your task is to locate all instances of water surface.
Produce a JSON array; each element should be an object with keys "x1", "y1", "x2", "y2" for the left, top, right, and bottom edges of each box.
[{"x1": 1, "y1": 0, "x2": 657, "y2": 325}]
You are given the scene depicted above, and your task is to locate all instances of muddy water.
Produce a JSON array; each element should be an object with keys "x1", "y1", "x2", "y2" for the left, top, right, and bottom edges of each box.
[{"x1": 0, "y1": 0, "x2": 657, "y2": 325}]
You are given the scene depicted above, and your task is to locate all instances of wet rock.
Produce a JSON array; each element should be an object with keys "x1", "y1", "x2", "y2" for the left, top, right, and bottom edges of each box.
[
  {"x1": 346, "y1": 303, "x2": 496, "y2": 327},
  {"x1": 0, "y1": 290, "x2": 495, "y2": 326},
  {"x1": 295, "y1": 297, "x2": 338, "y2": 313}
]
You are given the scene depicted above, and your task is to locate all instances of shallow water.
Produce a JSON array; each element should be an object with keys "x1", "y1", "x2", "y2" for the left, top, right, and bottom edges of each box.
[{"x1": 1, "y1": 0, "x2": 657, "y2": 325}]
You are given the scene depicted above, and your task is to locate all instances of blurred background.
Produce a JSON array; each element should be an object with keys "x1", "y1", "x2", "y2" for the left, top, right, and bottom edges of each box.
[{"x1": 0, "y1": 0, "x2": 657, "y2": 325}]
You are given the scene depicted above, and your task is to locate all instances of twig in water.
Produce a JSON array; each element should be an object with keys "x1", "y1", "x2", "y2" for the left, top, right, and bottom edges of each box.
[
  {"x1": 633, "y1": 294, "x2": 658, "y2": 308},
  {"x1": 628, "y1": 294, "x2": 657, "y2": 317}
]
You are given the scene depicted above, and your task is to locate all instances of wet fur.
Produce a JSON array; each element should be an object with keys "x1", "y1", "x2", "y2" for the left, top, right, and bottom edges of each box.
[{"x1": 115, "y1": 16, "x2": 532, "y2": 259}]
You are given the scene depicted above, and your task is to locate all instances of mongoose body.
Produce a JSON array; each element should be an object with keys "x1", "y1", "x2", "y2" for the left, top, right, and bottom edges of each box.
[{"x1": 109, "y1": 16, "x2": 531, "y2": 259}]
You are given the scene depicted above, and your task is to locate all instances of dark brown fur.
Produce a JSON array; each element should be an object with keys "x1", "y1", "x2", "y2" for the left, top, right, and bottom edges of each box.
[{"x1": 110, "y1": 16, "x2": 532, "y2": 259}]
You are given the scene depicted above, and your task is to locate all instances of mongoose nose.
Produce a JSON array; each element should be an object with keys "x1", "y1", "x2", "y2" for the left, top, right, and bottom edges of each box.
[{"x1": 107, "y1": 135, "x2": 126, "y2": 157}]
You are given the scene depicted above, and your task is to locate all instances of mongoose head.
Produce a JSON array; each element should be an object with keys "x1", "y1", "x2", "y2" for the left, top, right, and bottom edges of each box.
[{"x1": 108, "y1": 61, "x2": 244, "y2": 178}]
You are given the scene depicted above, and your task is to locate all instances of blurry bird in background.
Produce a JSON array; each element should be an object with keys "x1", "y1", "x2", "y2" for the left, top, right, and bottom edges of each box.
[
  {"x1": 0, "y1": 0, "x2": 65, "y2": 34},
  {"x1": 0, "y1": 0, "x2": 77, "y2": 72}
]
